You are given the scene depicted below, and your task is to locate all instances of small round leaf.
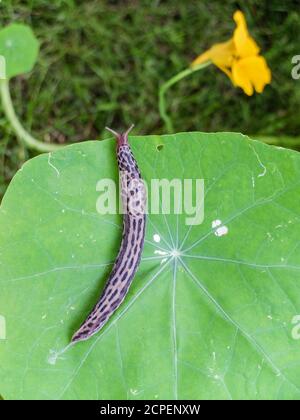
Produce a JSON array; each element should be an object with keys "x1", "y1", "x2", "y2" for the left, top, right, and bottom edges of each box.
[{"x1": 0, "y1": 24, "x2": 39, "y2": 80}]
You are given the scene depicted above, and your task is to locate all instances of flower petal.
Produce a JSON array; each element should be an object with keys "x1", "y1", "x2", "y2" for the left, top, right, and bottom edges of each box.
[
  {"x1": 232, "y1": 60, "x2": 254, "y2": 95},
  {"x1": 233, "y1": 11, "x2": 260, "y2": 58},
  {"x1": 192, "y1": 39, "x2": 235, "y2": 69},
  {"x1": 232, "y1": 56, "x2": 272, "y2": 95}
]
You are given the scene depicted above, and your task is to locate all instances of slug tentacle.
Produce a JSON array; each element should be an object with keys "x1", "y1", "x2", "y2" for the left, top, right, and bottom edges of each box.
[{"x1": 71, "y1": 126, "x2": 146, "y2": 344}]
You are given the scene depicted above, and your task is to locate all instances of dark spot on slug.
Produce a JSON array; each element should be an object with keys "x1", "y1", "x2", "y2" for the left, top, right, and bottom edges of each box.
[
  {"x1": 99, "y1": 304, "x2": 107, "y2": 313},
  {"x1": 110, "y1": 299, "x2": 120, "y2": 310},
  {"x1": 131, "y1": 234, "x2": 135, "y2": 247},
  {"x1": 128, "y1": 256, "x2": 135, "y2": 269},
  {"x1": 120, "y1": 285, "x2": 129, "y2": 296},
  {"x1": 120, "y1": 272, "x2": 129, "y2": 282},
  {"x1": 99, "y1": 315, "x2": 108, "y2": 323},
  {"x1": 137, "y1": 218, "x2": 143, "y2": 234},
  {"x1": 108, "y1": 289, "x2": 118, "y2": 301}
]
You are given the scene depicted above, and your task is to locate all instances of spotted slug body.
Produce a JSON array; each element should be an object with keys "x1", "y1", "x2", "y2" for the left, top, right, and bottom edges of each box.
[{"x1": 72, "y1": 126, "x2": 146, "y2": 343}]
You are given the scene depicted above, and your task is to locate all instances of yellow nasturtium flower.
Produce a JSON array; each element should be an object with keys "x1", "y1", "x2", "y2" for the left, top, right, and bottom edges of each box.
[{"x1": 192, "y1": 11, "x2": 271, "y2": 96}]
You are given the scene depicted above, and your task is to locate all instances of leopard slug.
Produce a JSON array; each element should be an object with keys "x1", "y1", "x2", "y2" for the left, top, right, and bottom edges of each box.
[{"x1": 72, "y1": 125, "x2": 146, "y2": 343}]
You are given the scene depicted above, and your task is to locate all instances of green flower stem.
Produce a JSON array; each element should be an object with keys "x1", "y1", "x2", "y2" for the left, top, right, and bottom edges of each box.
[
  {"x1": 159, "y1": 61, "x2": 212, "y2": 133},
  {"x1": 0, "y1": 79, "x2": 62, "y2": 153}
]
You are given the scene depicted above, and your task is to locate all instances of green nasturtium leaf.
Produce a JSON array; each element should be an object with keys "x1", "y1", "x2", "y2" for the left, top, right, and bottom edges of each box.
[
  {"x1": 0, "y1": 24, "x2": 39, "y2": 79},
  {"x1": 0, "y1": 132, "x2": 300, "y2": 400}
]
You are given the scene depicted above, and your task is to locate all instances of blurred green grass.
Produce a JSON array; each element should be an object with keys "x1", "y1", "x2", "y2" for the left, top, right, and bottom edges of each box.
[{"x1": 0, "y1": 0, "x2": 300, "y2": 196}]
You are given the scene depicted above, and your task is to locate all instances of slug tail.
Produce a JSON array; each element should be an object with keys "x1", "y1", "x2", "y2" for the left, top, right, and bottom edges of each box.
[
  {"x1": 71, "y1": 324, "x2": 100, "y2": 344},
  {"x1": 71, "y1": 330, "x2": 91, "y2": 344}
]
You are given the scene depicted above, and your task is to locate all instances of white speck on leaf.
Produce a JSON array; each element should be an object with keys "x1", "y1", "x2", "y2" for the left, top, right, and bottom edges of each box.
[
  {"x1": 130, "y1": 388, "x2": 141, "y2": 396},
  {"x1": 215, "y1": 226, "x2": 229, "y2": 237},
  {"x1": 47, "y1": 349, "x2": 60, "y2": 365},
  {"x1": 212, "y1": 220, "x2": 229, "y2": 237},
  {"x1": 154, "y1": 250, "x2": 168, "y2": 256},
  {"x1": 153, "y1": 234, "x2": 161, "y2": 243},
  {"x1": 212, "y1": 220, "x2": 222, "y2": 229}
]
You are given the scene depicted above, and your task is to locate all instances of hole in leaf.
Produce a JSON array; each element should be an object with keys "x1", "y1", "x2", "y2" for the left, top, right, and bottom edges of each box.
[{"x1": 156, "y1": 144, "x2": 164, "y2": 152}]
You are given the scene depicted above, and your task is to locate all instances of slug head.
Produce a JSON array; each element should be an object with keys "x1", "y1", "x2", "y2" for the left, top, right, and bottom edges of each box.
[{"x1": 106, "y1": 125, "x2": 134, "y2": 149}]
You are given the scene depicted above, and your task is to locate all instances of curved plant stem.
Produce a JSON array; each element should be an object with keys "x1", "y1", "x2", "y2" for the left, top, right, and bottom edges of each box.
[
  {"x1": 159, "y1": 61, "x2": 212, "y2": 133},
  {"x1": 0, "y1": 79, "x2": 62, "y2": 153}
]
